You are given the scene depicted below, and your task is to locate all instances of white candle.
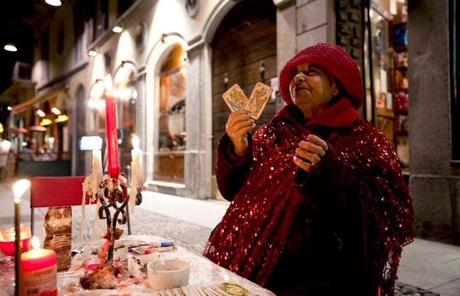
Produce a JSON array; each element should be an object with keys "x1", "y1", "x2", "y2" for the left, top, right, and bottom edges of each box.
[
  {"x1": 131, "y1": 135, "x2": 142, "y2": 181},
  {"x1": 91, "y1": 149, "x2": 103, "y2": 194},
  {"x1": 81, "y1": 148, "x2": 103, "y2": 241},
  {"x1": 129, "y1": 135, "x2": 142, "y2": 210}
]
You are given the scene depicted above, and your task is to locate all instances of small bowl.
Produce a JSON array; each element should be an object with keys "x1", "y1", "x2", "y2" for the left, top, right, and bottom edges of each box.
[
  {"x1": 0, "y1": 226, "x2": 31, "y2": 256},
  {"x1": 147, "y1": 259, "x2": 190, "y2": 290}
]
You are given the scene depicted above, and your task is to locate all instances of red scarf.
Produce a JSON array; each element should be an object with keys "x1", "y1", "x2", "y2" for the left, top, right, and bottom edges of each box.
[{"x1": 275, "y1": 97, "x2": 360, "y2": 141}]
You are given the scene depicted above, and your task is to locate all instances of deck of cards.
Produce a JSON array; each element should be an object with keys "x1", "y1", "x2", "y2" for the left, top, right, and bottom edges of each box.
[{"x1": 223, "y1": 82, "x2": 273, "y2": 120}]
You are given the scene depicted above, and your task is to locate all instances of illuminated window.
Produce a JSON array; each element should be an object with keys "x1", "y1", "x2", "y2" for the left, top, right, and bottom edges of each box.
[
  {"x1": 158, "y1": 46, "x2": 187, "y2": 152},
  {"x1": 154, "y1": 45, "x2": 187, "y2": 182}
]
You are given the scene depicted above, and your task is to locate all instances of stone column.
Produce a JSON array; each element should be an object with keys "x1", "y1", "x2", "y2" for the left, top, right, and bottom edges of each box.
[
  {"x1": 408, "y1": 0, "x2": 460, "y2": 244},
  {"x1": 184, "y1": 42, "x2": 212, "y2": 199},
  {"x1": 275, "y1": 0, "x2": 296, "y2": 73},
  {"x1": 295, "y1": 0, "x2": 334, "y2": 52},
  {"x1": 275, "y1": 0, "x2": 336, "y2": 72}
]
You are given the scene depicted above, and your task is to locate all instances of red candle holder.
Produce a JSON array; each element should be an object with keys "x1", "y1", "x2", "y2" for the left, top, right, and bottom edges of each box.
[{"x1": 0, "y1": 226, "x2": 31, "y2": 256}]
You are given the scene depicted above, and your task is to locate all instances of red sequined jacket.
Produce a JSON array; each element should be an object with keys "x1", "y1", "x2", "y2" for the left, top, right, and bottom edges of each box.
[{"x1": 204, "y1": 104, "x2": 413, "y2": 296}]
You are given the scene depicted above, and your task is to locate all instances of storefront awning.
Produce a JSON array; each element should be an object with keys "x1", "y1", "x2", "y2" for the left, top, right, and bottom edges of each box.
[{"x1": 10, "y1": 88, "x2": 68, "y2": 115}]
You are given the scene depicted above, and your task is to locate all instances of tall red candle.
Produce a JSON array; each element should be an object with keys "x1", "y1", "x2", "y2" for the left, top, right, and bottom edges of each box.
[{"x1": 105, "y1": 92, "x2": 120, "y2": 178}]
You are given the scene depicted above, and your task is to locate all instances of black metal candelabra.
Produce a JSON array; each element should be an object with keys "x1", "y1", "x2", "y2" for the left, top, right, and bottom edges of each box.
[{"x1": 97, "y1": 175, "x2": 142, "y2": 261}]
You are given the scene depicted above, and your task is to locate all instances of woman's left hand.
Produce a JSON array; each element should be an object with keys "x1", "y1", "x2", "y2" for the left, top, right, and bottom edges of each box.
[{"x1": 293, "y1": 134, "x2": 328, "y2": 172}]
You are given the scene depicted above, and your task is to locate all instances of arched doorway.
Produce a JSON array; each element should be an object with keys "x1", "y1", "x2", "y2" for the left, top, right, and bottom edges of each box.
[
  {"x1": 154, "y1": 44, "x2": 187, "y2": 183},
  {"x1": 211, "y1": 0, "x2": 277, "y2": 170}
]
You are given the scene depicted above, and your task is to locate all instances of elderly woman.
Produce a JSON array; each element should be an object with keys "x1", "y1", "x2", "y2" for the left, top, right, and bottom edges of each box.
[{"x1": 204, "y1": 44, "x2": 413, "y2": 296}]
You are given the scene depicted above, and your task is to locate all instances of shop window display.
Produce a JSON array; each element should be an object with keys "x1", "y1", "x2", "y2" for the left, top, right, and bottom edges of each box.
[
  {"x1": 393, "y1": 14, "x2": 409, "y2": 168},
  {"x1": 154, "y1": 45, "x2": 187, "y2": 182},
  {"x1": 158, "y1": 69, "x2": 186, "y2": 152},
  {"x1": 366, "y1": 0, "x2": 409, "y2": 170}
]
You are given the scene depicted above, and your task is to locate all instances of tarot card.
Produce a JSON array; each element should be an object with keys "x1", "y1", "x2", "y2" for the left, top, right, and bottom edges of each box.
[
  {"x1": 222, "y1": 84, "x2": 248, "y2": 112},
  {"x1": 244, "y1": 82, "x2": 273, "y2": 120}
]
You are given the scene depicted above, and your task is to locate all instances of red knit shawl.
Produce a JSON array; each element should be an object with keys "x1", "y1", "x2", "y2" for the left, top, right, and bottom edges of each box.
[{"x1": 204, "y1": 99, "x2": 413, "y2": 295}]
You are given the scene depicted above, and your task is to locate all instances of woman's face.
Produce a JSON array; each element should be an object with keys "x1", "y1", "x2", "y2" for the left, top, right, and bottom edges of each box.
[{"x1": 289, "y1": 62, "x2": 338, "y2": 119}]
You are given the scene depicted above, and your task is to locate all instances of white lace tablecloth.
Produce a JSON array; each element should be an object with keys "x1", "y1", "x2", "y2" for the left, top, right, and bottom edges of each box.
[{"x1": 57, "y1": 235, "x2": 274, "y2": 295}]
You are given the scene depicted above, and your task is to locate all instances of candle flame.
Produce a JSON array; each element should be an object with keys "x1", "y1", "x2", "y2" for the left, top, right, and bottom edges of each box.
[
  {"x1": 13, "y1": 179, "x2": 31, "y2": 201},
  {"x1": 31, "y1": 236, "x2": 40, "y2": 249},
  {"x1": 131, "y1": 134, "x2": 140, "y2": 149}
]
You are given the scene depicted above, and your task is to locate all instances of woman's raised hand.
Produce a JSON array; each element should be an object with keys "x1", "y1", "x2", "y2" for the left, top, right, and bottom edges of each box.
[
  {"x1": 293, "y1": 134, "x2": 328, "y2": 172},
  {"x1": 226, "y1": 110, "x2": 256, "y2": 156}
]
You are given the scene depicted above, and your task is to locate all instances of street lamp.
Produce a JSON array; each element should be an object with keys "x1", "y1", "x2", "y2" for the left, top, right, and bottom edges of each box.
[
  {"x1": 3, "y1": 43, "x2": 17, "y2": 52},
  {"x1": 112, "y1": 25, "x2": 124, "y2": 33},
  {"x1": 45, "y1": 0, "x2": 62, "y2": 7},
  {"x1": 88, "y1": 49, "x2": 98, "y2": 57}
]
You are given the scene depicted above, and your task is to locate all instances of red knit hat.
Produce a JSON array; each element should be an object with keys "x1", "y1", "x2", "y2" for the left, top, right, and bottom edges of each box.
[{"x1": 279, "y1": 43, "x2": 363, "y2": 107}]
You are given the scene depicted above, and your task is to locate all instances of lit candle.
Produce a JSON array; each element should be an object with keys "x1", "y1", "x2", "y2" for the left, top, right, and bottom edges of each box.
[
  {"x1": 21, "y1": 237, "x2": 57, "y2": 296},
  {"x1": 104, "y1": 75, "x2": 120, "y2": 178},
  {"x1": 81, "y1": 144, "x2": 104, "y2": 241},
  {"x1": 0, "y1": 226, "x2": 31, "y2": 256},
  {"x1": 13, "y1": 178, "x2": 30, "y2": 296},
  {"x1": 131, "y1": 134, "x2": 142, "y2": 182},
  {"x1": 80, "y1": 136, "x2": 103, "y2": 197},
  {"x1": 129, "y1": 134, "x2": 142, "y2": 209}
]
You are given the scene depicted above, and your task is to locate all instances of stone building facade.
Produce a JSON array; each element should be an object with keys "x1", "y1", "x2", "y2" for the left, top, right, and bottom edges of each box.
[
  {"x1": 21, "y1": 0, "x2": 460, "y2": 243},
  {"x1": 27, "y1": 0, "x2": 337, "y2": 199}
]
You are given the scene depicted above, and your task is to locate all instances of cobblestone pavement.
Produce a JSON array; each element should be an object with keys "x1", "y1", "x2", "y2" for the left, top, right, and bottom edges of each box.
[
  {"x1": 395, "y1": 282, "x2": 440, "y2": 296},
  {"x1": 24, "y1": 206, "x2": 440, "y2": 296}
]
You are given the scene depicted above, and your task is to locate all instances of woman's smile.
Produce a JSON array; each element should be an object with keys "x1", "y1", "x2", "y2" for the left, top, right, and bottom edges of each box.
[{"x1": 295, "y1": 83, "x2": 310, "y2": 92}]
